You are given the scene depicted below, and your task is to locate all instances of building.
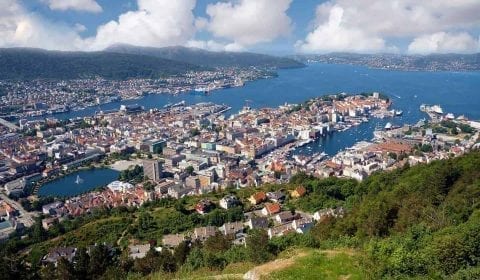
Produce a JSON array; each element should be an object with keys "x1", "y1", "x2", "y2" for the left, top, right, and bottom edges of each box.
[
  {"x1": 143, "y1": 160, "x2": 163, "y2": 182},
  {"x1": 261, "y1": 203, "x2": 281, "y2": 216},
  {"x1": 162, "y1": 234, "x2": 186, "y2": 248},
  {"x1": 193, "y1": 226, "x2": 217, "y2": 242},
  {"x1": 42, "y1": 247, "x2": 77, "y2": 265},
  {"x1": 128, "y1": 244, "x2": 151, "y2": 259},
  {"x1": 290, "y1": 186, "x2": 307, "y2": 198},
  {"x1": 248, "y1": 192, "x2": 267, "y2": 205},
  {"x1": 246, "y1": 216, "x2": 269, "y2": 229},
  {"x1": 107, "y1": 181, "x2": 134, "y2": 193},
  {"x1": 219, "y1": 195, "x2": 239, "y2": 209}
]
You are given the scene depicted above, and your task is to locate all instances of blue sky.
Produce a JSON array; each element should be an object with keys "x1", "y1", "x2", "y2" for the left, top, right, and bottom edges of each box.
[{"x1": 2, "y1": 0, "x2": 480, "y2": 54}]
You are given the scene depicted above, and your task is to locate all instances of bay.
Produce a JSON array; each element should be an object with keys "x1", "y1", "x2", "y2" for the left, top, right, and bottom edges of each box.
[{"x1": 46, "y1": 63, "x2": 480, "y2": 156}]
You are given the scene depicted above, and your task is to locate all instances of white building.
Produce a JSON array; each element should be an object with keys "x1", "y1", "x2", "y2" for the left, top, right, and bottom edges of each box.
[{"x1": 107, "y1": 181, "x2": 134, "y2": 193}]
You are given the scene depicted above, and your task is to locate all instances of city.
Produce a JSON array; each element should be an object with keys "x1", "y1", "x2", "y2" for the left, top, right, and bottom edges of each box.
[{"x1": 0, "y1": 0, "x2": 480, "y2": 279}]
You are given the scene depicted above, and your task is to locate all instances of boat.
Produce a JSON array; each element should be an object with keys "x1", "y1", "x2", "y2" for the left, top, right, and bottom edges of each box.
[
  {"x1": 163, "y1": 103, "x2": 173, "y2": 109},
  {"x1": 75, "y1": 175, "x2": 84, "y2": 184},
  {"x1": 395, "y1": 110, "x2": 403, "y2": 116},
  {"x1": 172, "y1": 100, "x2": 186, "y2": 107},
  {"x1": 384, "y1": 122, "x2": 393, "y2": 130}
]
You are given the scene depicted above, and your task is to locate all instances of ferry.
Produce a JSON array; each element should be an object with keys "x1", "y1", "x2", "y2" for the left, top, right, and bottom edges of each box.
[{"x1": 172, "y1": 100, "x2": 186, "y2": 107}]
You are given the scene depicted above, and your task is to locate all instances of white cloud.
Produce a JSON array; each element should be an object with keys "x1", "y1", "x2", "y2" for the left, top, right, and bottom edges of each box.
[
  {"x1": 187, "y1": 40, "x2": 245, "y2": 52},
  {"x1": 297, "y1": 0, "x2": 480, "y2": 53},
  {"x1": 296, "y1": 5, "x2": 392, "y2": 53},
  {"x1": 45, "y1": 0, "x2": 102, "y2": 13},
  {"x1": 408, "y1": 32, "x2": 479, "y2": 54},
  {"x1": 87, "y1": 0, "x2": 197, "y2": 50},
  {"x1": 0, "y1": 0, "x2": 86, "y2": 50},
  {"x1": 204, "y1": 0, "x2": 292, "y2": 48}
]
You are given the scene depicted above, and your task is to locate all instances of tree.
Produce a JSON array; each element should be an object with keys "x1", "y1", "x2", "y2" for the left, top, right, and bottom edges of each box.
[
  {"x1": 56, "y1": 258, "x2": 75, "y2": 280},
  {"x1": 73, "y1": 247, "x2": 90, "y2": 280},
  {"x1": 186, "y1": 166, "x2": 195, "y2": 175},
  {"x1": 204, "y1": 232, "x2": 231, "y2": 253},
  {"x1": 39, "y1": 262, "x2": 56, "y2": 280},
  {"x1": 173, "y1": 241, "x2": 190, "y2": 265},
  {"x1": 246, "y1": 229, "x2": 271, "y2": 264},
  {"x1": 88, "y1": 244, "x2": 111, "y2": 278}
]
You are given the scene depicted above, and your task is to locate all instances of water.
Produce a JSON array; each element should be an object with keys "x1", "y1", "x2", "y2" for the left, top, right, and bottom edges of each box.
[
  {"x1": 43, "y1": 63, "x2": 480, "y2": 156},
  {"x1": 38, "y1": 168, "x2": 119, "y2": 197}
]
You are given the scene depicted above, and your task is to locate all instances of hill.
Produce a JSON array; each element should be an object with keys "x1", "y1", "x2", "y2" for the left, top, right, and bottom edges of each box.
[
  {"x1": 1, "y1": 152, "x2": 479, "y2": 279},
  {"x1": 105, "y1": 44, "x2": 305, "y2": 69},
  {"x1": 0, "y1": 48, "x2": 202, "y2": 80},
  {"x1": 295, "y1": 52, "x2": 480, "y2": 71}
]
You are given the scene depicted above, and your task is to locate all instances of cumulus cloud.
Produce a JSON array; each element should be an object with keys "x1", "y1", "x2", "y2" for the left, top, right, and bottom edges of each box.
[
  {"x1": 204, "y1": 0, "x2": 292, "y2": 48},
  {"x1": 87, "y1": 0, "x2": 197, "y2": 50},
  {"x1": 0, "y1": 0, "x2": 86, "y2": 50},
  {"x1": 45, "y1": 0, "x2": 102, "y2": 13},
  {"x1": 187, "y1": 40, "x2": 245, "y2": 52},
  {"x1": 408, "y1": 32, "x2": 480, "y2": 54},
  {"x1": 296, "y1": 0, "x2": 480, "y2": 53},
  {"x1": 296, "y1": 5, "x2": 392, "y2": 53}
]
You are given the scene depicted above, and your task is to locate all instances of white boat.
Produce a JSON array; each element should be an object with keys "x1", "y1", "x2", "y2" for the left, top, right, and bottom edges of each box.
[
  {"x1": 75, "y1": 175, "x2": 84, "y2": 184},
  {"x1": 395, "y1": 110, "x2": 403, "y2": 116}
]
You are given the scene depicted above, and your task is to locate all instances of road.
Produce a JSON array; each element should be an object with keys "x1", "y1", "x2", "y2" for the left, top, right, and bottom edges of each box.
[{"x1": 0, "y1": 193, "x2": 38, "y2": 227}]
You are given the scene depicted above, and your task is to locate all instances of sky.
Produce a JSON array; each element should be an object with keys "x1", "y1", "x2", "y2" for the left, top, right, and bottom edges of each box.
[{"x1": 1, "y1": 0, "x2": 479, "y2": 55}]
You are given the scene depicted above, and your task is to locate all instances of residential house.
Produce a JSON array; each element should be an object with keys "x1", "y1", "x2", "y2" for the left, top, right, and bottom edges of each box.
[
  {"x1": 195, "y1": 199, "x2": 214, "y2": 215},
  {"x1": 290, "y1": 186, "x2": 307, "y2": 198},
  {"x1": 261, "y1": 203, "x2": 281, "y2": 216},
  {"x1": 275, "y1": 211, "x2": 299, "y2": 224},
  {"x1": 219, "y1": 195, "x2": 239, "y2": 209},
  {"x1": 219, "y1": 221, "x2": 244, "y2": 237},
  {"x1": 162, "y1": 234, "x2": 186, "y2": 248},
  {"x1": 193, "y1": 226, "x2": 217, "y2": 242},
  {"x1": 292, "y1": 217, "x2": 313, "y2": 234},
  {"x1": 128, "y1": 244, "x2": 151, "y2": 259},
  {"x1": 248, "y1": 192, "x2": 266, "y2": 205},
  {"x1": 267, "y1": 191, "x2": 285, "y2": 203},
  {"x1": 42, "y1": 247, "x2": 77, "y2": 265},
  {"x1": 246, "y1": 216, "x2": 269, "y2": 229}
]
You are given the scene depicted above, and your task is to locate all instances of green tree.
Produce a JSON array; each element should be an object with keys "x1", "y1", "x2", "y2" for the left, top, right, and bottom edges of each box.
[
  {"x1": 173, "y1": 241, "x2": 190, "y2": 265},
  {"x1": 56, "y1": 258, "x2": 75, "y2": 280},
  {"x1": 246, "y1": 229, "x2": 271, "y2": 264}
]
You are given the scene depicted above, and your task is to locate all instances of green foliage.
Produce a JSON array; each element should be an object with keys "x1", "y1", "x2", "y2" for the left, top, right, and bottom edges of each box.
[
  {"x1": 246, "y1": 229, "x2": 272, "y2": 264},
  {"x1": 0, "y1": 48, "x2": 201, "y2": 80}
]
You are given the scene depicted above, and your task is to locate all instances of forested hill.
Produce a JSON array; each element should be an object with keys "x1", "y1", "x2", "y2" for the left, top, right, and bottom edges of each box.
[
  {"x1": 105, "y1": 44, "x2": 305, "y2": 69},
  {"x1": 0, "y1": 48, "x2": 202, "y2": 80},
  {"x1": 307, "y1": 151, "x2": 480, "y2": 278}
]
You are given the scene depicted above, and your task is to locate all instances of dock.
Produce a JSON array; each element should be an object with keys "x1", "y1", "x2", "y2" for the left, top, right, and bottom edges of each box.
[{"x1": 0, "y1": 118, "x2": 20, "y2": 131}]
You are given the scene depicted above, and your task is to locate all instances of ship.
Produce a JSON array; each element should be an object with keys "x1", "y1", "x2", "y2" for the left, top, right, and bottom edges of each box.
[
  {"x1": 395, "y1": 110, "x2": 403, "y2": 116},
  {"x1": 75, "y1": 175, "x2": 84, "y2": 184},
  {"x1": 163, "y1": 103, "x2": 173, "y2": 109},
  {"x1": 172, "y1": 100, "x2": 186, "y2": 107}
]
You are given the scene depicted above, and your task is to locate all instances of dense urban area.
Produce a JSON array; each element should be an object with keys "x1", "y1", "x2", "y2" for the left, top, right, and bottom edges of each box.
[{"x1": 0, "y1": 77, "x2": 479, "y2": 279}]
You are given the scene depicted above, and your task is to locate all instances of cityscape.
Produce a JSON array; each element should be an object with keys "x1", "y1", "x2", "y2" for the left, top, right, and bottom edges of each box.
[{"x1": 0, "y1": 0, "x2": 479, "y2": 279}]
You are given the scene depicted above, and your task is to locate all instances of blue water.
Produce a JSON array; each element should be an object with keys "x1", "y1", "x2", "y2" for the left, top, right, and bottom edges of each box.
[
  {"x1": 38, "y1": 168, "x2": 119, "y2": 197},
  {"x1": 45, "y1": 63, "x2": 480, "y2": 156}
]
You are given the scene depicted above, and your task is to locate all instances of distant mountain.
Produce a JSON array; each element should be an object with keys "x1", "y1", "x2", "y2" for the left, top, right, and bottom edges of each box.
[
  {"x1": 294, "y1": 52, "x2": 480, "y2": 71},
  {"x1": 105, "y1": 44, "x2": 305, "y2": 69},
  {"x1": 0, "y1": 48, "x2": 201, "y2": 80}
]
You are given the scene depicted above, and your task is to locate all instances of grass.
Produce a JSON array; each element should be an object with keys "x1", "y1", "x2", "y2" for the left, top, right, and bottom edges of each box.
[
  {"x1": 145, "y1": 261, "x2": 254, "y2": 280},
  {"x1": 264, "y1": 249, "x2": 366, "y2": 280}
]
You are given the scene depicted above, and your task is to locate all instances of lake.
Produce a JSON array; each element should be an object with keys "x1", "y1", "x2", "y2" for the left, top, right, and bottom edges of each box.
[
  {"x1": 38, "y1": 168, "x2": 119, "y2": 197},
  {"x1": 42, "y1": 63, "x2": 480, "y2": 156}
]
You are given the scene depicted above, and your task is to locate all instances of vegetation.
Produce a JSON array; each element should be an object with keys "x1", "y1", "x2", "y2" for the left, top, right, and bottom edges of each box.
[
  {"x1": 106, "y1": 44, "x2": 305, "y2": 69},
  {"x1": 0, "y1": 48, "x2": 201, "y2": 80},
  {"x1": 0, "y1": 152, "x2": 479, "y2": 279}
]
